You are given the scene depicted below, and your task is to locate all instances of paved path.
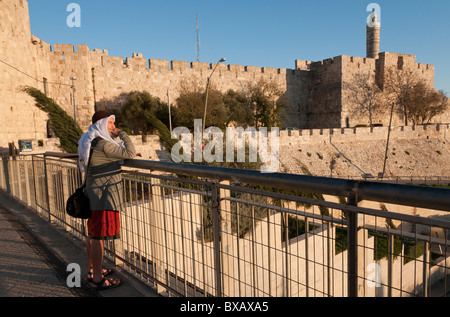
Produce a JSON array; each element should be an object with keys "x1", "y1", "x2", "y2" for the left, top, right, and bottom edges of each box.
[
  {"x1": 0, "y1": 190, "x2": 160, "y2": 297},
  {"x1": 0, "y1": 208, "x2": 77, "y2": 297}
]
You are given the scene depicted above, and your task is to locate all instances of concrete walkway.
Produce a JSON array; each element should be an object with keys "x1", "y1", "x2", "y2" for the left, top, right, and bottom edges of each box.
[{"x1": 0, "y1": 190, "x2": 160, "y2": 297}]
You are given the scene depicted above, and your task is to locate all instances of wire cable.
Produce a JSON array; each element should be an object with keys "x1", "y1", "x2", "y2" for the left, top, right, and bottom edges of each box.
[{"x1": 0, "y1": 58, "x2": 72, "y2": 87}]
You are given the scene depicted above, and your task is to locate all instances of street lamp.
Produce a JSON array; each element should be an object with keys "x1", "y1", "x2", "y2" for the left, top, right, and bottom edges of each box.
[
  {"x1": 381, "y1": 86, "x2": 413, "y2": 179},
  {"x1": 70, "y1": 76, "x2": 77, "y2": 122},
  {"x1": 167, "y1": 89, "x2": 172, "y2": 134},
  {"x1": 202, "y1": 58, "x2": 226, "y2": 137},
  {"x1": 381, "y1": 101, "x2": 395, "y2": 179}
]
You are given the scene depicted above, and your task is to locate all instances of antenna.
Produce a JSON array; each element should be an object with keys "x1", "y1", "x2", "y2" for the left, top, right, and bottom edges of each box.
[{"x1": 196, "y1": 13, "x2": 200, "y2": 62}]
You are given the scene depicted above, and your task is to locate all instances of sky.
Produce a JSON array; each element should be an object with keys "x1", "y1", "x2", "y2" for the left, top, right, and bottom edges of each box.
[{"x1": 27, "y1": 0, "x2": 450, "y2": 94}]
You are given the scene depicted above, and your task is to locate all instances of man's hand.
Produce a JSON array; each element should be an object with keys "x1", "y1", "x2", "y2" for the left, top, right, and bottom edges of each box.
[{"x1": 110, "y1": 127, "x2": 122, "y2": 138}]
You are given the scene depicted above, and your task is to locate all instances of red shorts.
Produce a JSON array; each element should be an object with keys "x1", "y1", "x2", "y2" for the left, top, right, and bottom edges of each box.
[{"x1": 87, "y1": 210, "x2": 120, "y2": 240}]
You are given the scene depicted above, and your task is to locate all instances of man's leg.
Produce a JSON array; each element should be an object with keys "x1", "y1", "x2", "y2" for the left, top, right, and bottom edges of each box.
[
  {"x1": 90, "y1": 238, "x2": 104, "y2": 283},
  {"x1": 86, "y1": 235, "x2": 93, "y2": 269}
]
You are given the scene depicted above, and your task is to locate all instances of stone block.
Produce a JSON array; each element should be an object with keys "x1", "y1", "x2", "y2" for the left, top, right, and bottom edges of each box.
[
  {"x1": 244, "y1": 66, "x2": 261, "y2": 73},
  {"x1": 191, "y1": 62, "x2": 209, "y2": 70},
  {"x1": 171, "y1": 60, "x2": 190, "y2": 72},
  {"x1": 149, "y1": 59, "x2": 169, "y2": 71},
  {"x1": 53, "y1": 44, "x2": 74, "y2": 53}
]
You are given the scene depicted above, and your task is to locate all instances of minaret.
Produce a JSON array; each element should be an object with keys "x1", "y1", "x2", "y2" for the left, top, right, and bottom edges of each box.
[{"x1": 366, "y1": 11, "x2": 380, "y2": 58}]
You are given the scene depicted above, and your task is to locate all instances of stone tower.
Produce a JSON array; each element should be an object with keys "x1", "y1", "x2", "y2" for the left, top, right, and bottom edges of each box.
[{"x1": 366, "y1": 11, "x2": 381, "y2": 58}]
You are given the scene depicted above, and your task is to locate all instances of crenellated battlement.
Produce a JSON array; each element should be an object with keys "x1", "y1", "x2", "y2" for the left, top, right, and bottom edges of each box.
[
  {"x1": 47, "y1": 43, "x2": 294, "y2": 75},
  {"x1": 278, "y1": 123, "x2": 450, "y2": 146}
]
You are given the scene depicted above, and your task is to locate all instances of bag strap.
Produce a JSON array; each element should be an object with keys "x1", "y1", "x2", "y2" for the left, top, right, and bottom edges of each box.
[{"x1": 82, "y1": 137, "x2": 101, "y2": 186}]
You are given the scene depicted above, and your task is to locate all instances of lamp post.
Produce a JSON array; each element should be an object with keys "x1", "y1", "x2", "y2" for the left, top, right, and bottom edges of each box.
[
  {"x1": 167, "y1": 89, "x2": 172, "y2": 134},
  {"x1": 381, "y1": 86, "x2": 413, "y2": 179},
  {"x1": 381, "y1": 101, "x2": 395, "y2": 178},
  {"x1": 202, "y1": 58, "x2": 226, "y2": 137},
  {"x1": 70, "y1": 76, "x2": 77, "y2": 122}
]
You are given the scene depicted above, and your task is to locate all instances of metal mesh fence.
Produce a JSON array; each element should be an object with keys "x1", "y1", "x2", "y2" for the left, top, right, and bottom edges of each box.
[{"x1": 1, "y1": 154, "x2": 449, "y2": 297}]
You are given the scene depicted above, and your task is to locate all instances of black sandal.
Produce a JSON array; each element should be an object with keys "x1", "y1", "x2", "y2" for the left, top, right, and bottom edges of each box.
[
  {"x1": 90, "y1": 276, "x2": 122, "y2": 291},
  {"x1": 87, "y1": 268, "x2": 114, "y2": 282}
]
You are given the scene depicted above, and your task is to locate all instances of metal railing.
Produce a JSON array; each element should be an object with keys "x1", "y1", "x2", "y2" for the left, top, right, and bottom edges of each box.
[
  {"x1": 1, "y1": 152, "x2": 450, "y2": 297},
  {"x1": 314, "y1": 174, "x2": 450, "y2": 186}
]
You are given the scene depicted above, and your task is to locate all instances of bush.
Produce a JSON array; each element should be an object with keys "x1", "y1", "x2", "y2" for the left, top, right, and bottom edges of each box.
[{"x1": 121, "y1": 91, "x2": 168, "y2": 135}]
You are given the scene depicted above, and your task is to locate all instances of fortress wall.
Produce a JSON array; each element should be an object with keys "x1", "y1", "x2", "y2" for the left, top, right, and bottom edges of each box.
[
  {"x1": 341, "y1": 55, "x2": 380, "y2": 127},
  {"x1": 88, "y1": 52, "x2": 307, "y2": 130},
  {"x1": 377, "y1": 52, "x2": 436, "y2": 87},
  {"x1": 306, "y1": 56, "x2": 345, "y2": 129},
  {"x1": 48, "y1": 44, "x2": 110, "y2": 128},
  {"x1": 277, "y1": 123, "x2": 450, "y2": 178},
  {"x1": 340, "y1": 53, "x2": 442, "y2": 128},
  {"x1": 0, "y1": 0, "x2": 53, "y2": 147}
]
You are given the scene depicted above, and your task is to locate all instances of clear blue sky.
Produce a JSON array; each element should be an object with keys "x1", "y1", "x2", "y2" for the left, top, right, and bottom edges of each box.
[{"x1": 27, "y1": 0, "x2": 450, "y2": 93}]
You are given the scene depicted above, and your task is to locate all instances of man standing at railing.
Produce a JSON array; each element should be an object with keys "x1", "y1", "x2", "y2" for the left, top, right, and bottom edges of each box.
[{"x1": 78, "y1": 110, "x2": 136, "y2": 291}]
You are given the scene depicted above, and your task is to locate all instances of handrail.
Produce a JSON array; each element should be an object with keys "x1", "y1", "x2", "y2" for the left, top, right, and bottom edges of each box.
[
  {"x1": 43, "y1": 152, "x2": 450, "y2": 212},
  {"x1": 126, "y1": 160, "x2": 450, "y2": 212}
]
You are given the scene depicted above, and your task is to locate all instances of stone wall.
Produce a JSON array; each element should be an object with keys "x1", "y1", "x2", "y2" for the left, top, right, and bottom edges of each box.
[{"x1": 279, "y1": 124, "x2": 450, "y2": 178}]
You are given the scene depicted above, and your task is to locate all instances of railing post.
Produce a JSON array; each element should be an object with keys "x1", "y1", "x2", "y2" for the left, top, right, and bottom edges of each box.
[
  {"x1": 2, "y1": 157, "x2": 11, "y2": 193},
  {"x1": 43, "y1": 153, "x2": 52, "y2": 222},
  {"x1": 423, "y1": 241, "x2": 429, "y2": 297},
  {"x1": 284, "y1": 211, "x2": 290, "y2": 297},
  {"x1": 16, "y1": 158, "x2": 23, "y2": 201},
  {"x1": 9, "y1": 157, "x2": 16, "y2": 197},
  {"x1": 327, "y1": 221, "x2": 332, "y2": 297},
  {"x1": 387, "y1": 233, "x2": 394, "y2": 297},
  {"x1": 23, "y1": 158, "x2": 31, "y2": 207},
  {"x1": 211, "y1": 183, "x2": 222, "y2": 297},
  {"x1": 31, "y1": 155, "x2": 38, "y2": 211},
  {"x1": 347, "y1": 191, "x2": 359, "y2": 297},
  {"x1": 218, "y1": 181, "x2": 232, "y2": 296},
  {"x1": 305, "y1": 216, "x2": 310, "y2": 297}
]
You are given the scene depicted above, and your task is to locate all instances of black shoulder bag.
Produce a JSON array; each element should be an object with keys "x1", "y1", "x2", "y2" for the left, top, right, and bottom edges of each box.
[{"x1": 66, "y1": 140, "x2": 96, "y2": 219}]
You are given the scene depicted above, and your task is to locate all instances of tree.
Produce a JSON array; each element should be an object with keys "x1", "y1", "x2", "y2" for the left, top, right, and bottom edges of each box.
[
  {"x1": 22, "y1": 86, "x2": 82, "y2": 153},
  {"x1": 247, "y1": 78, "x2": 287, "y2": 128},
  {"x1": 344, "y1": 71, "x2": 384, "y2": 126},
  {"x1": 404, "y1": 83, "x2": 448, "y2": 125},
  {"x1": 222, "y1": 89, "x2": 253, "y2": 127},
  {"x1": 121, "y1": 91, "x2": 167, "y2": 135},
  {"x1": 383, "y1": 66, "x2": 420, "y2": 126},
  {"x1": 174, "y1": 80, "x2": 227, "y2": 130}
]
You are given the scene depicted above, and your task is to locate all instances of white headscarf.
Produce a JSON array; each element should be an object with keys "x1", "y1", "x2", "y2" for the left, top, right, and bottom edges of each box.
[{"x1": 77, "y1": 115, "x2": 125, "y2": 173}]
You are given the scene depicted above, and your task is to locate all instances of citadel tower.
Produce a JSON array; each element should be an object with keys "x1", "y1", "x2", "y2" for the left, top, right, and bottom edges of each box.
[{"x1": 366, "y1": 10, "x2": 381, "y2": 59}]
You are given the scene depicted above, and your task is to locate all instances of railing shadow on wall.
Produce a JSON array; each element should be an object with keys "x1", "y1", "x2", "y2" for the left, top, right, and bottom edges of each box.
[{"x1": 1, "y1": 152, "x2": 450, "y2": 297}]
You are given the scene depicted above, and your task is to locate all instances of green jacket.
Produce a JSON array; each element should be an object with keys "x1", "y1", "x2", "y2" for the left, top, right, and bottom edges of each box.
[{"x1": 86, "y1": 131, "x2": 136, "y2": 211}]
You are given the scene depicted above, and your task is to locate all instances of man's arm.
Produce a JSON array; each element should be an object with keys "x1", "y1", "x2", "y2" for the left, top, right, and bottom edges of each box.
[{"x1": 101, "y1": 131, "x2": 136, "y2": 160}]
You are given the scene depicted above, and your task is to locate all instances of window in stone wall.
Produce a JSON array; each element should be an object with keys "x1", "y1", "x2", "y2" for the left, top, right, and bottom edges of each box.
[
  {"x1": 397, "y1": 56, "x2": 404, "y2": 70},
  {"x1": 43, "y1": 78, "x2": 48, "y2": 96},
  {"x1": 47, "y1": 120, "x2": 55, "y2": 138}
]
